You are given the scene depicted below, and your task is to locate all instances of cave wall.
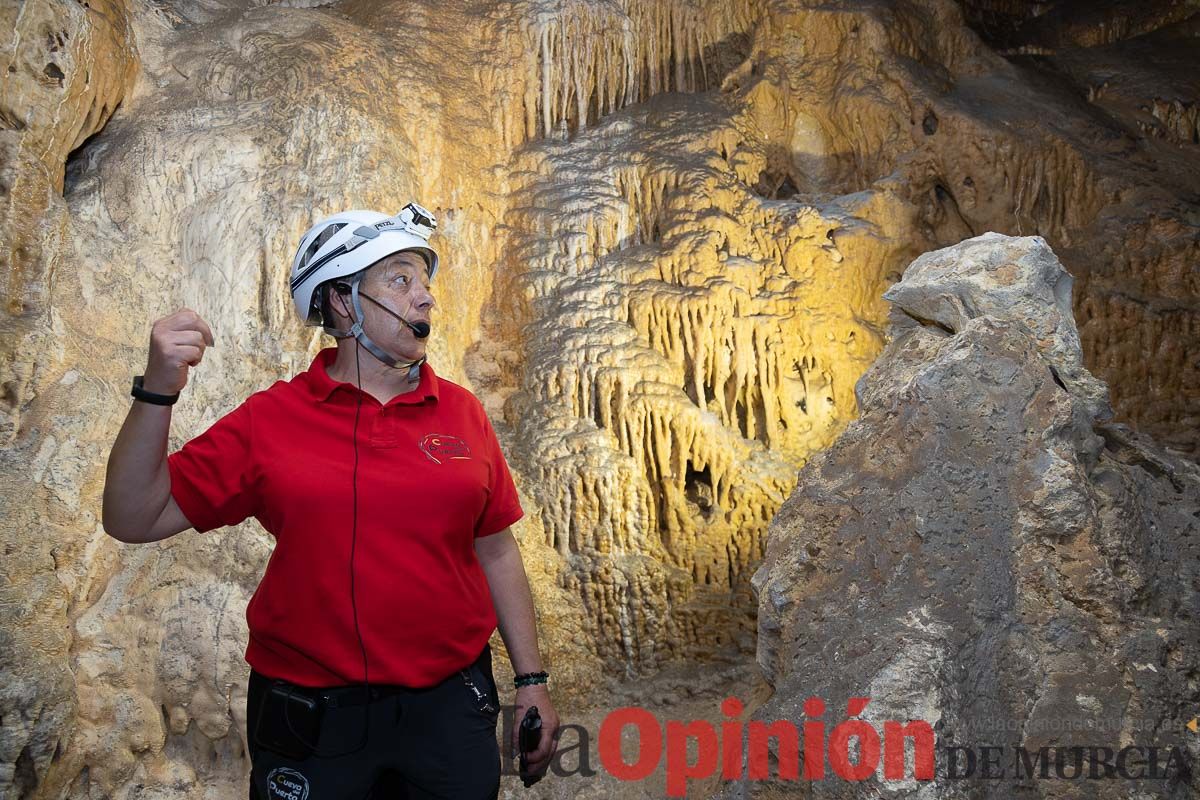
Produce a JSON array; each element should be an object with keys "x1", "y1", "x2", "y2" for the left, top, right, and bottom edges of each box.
[{"x1": 0, "y1": 0, "x2": 1196, "y2": 797}]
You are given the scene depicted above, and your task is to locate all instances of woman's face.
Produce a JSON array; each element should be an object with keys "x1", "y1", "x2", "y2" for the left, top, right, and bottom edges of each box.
[{"x1": 335, "y1": 250, "x2": 436, "y2": 363}]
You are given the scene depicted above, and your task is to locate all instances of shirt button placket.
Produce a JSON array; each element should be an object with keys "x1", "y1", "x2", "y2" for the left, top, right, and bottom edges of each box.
[{"x1": 371, "y1": 404, "x2": 401, "y2": 448}]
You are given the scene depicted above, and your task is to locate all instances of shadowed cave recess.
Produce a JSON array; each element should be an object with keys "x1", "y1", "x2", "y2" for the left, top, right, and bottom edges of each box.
[{"x1": 1, "y1": 0, "x2": 1197, "y2": 797}]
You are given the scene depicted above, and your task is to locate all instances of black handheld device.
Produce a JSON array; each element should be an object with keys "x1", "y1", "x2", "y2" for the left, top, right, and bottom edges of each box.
[
  {"x1": 518, "y1": 706, "x2": 544, "y2": 787},
  {"x1": 254, "y1": 683, "x2": 324, "y2": 760}
]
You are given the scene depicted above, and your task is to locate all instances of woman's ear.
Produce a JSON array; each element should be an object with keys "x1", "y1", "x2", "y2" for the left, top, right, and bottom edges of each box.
[{"x1": 330, "y1": 283, "x2": 352, "y2": 320}]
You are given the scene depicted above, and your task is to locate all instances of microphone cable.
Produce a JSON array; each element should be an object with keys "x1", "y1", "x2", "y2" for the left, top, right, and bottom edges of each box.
[
  {"x1": 276, "y1": 343, "x2": 372, "y2": 759},
  {"x1": 276, "y1": 281, "x2": 426, "y2": 758}
]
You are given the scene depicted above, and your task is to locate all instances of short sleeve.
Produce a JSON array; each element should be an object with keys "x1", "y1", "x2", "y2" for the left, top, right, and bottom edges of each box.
[
  {"x1": 166, "y1": 398, "x2": 258, "y2": 533},
  {"x1": 474, "y1": 408, "x2": 524, "y2": 538}
]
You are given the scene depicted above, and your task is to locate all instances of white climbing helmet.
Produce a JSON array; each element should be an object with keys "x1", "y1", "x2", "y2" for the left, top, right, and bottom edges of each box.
[{"x1": 289, "y1": 203, "x2": 439, "y2": 330}]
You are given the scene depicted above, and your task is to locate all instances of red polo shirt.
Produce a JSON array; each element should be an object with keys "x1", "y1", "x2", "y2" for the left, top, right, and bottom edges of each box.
[{"x1": 166, "y1": 348, "x2": 524, "y2": 687}]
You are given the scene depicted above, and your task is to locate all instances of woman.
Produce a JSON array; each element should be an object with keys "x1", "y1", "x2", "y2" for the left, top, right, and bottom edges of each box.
[{"x1": 103, "y1": 203, "x2": 559, "y2": 798}]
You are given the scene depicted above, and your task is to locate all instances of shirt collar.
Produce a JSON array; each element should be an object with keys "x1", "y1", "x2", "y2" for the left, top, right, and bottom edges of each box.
[{"x1": 300, "y1": 347, "x2": 440, "y2": 405}]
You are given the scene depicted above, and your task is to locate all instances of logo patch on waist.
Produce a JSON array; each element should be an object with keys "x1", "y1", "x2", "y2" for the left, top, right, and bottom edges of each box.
[
  {"x1": 266, "y1": 767, "x2": 310, "y2": 800},
  {"x1": 419, "y1": 433, "x2": 472, "y2": 464}
]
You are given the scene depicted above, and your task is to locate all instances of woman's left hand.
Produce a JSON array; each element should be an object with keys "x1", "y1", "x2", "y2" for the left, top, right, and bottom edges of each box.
[{"x1": 511, "y1": 683, "x2": 560, "y2": 777}]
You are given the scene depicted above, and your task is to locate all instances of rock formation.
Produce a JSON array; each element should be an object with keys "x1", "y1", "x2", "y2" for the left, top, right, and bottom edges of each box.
[
  {"x1": 749, "y1": 233, "x2": 1199, "y2": 797},
  {"x1": 0, "y1": 0, "x2": 1196, "y2": 797}
]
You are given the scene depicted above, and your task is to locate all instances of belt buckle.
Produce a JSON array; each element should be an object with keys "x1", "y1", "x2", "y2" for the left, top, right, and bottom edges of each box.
[{"x1": 320, "y1": 684, "x2": 371, "y2": 709}]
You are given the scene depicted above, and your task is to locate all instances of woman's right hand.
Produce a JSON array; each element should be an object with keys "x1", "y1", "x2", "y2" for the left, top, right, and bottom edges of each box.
[{"x1": 143, "y1": 309, "x2": 215, "y2": 395}]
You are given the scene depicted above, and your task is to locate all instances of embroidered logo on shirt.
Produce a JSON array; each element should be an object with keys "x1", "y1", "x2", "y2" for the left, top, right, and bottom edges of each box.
[
  {"x1": 419, "y1": 433, "x2": 472, "y2": 465},
  {"x1": 266, "y1": 767, "x2": 310, "y2": 800}
]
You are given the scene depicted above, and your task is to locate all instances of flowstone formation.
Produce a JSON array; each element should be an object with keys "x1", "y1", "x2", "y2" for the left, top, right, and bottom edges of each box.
[
  {"x1": 498, "y1": 92, "x2": 910, "y2": 670},
  {"x1": 1, "y1": 0, "x2": 1197, "y2": 797},
  {"x1": 748, "y1": 233, "x2": 1200, "y2": 798}
]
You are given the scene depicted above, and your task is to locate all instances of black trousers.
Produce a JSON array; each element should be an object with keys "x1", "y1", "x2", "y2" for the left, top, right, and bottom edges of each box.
[{"x1": 247, "y1": 644, "x2": 501, "y2": 800}]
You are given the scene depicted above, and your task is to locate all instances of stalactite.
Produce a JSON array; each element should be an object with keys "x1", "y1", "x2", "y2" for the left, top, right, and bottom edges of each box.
[{"x1": 515, "y1": 0, "x2": 763, "y2": 142}]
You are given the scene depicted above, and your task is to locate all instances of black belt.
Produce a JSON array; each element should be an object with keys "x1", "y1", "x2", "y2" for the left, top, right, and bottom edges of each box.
[
  {"x1": 254, "y1": 644, "x2": 491, "y2": 710},
  {"x1": 317, "y1": 683, "x2": 408, "y2": 709}
]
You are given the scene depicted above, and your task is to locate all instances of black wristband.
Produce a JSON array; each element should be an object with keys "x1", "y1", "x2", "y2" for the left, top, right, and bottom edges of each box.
[
  {"x1": 131, "y1": 375, "x2": 180, "y2": 406},
  {"x1": 514, "y1": 670, "x2": 549, "y2": 688}
]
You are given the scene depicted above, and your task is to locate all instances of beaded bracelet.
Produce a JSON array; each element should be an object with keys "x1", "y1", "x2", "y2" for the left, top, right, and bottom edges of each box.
[{"x1": 514, "y1": 670, "x2": 549, "y2": 688}]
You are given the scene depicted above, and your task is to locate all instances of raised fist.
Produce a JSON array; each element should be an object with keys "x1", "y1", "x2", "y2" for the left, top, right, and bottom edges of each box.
[{"x1": 143, "y1": 309, "x2": 215, "y2": 395}]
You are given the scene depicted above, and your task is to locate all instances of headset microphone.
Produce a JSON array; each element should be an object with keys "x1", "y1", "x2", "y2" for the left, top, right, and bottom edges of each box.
[{"x1": 358, "y1": 291, "x2": 430, "y2": 339}]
